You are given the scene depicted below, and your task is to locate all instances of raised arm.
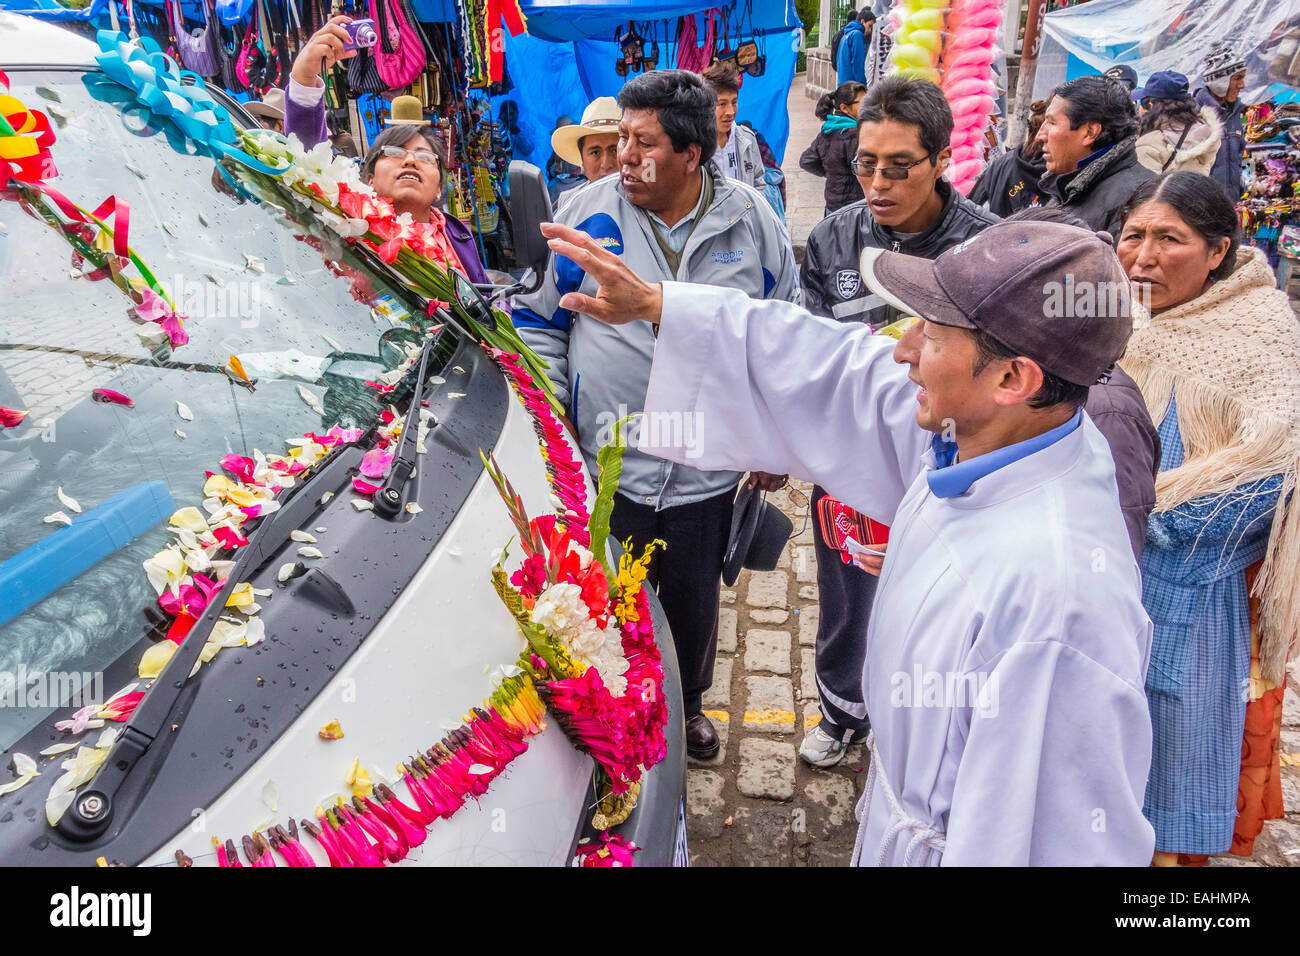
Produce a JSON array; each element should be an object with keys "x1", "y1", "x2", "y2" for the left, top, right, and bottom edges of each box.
[
  {"x1": 541, "y1": 222, "x2": 928, "y2": 521},
  {"x1": 284, "y1": 16, "x2": 356, "y2": 149}
]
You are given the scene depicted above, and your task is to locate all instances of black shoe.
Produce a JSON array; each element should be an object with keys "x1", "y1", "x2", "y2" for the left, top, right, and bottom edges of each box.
[{"x1": 685, "y1": 713, "x2": 720, "y2": 759}]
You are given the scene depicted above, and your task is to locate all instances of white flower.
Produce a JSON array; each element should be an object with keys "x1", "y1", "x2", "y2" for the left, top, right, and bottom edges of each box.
[{"x1": 531, "y1": 584, "x2": 630, "y2": 696}]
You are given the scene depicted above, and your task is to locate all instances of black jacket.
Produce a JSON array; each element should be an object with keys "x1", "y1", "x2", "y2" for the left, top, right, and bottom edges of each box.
[
  {"x1": 968, "y1": 145, "x2": 1047, "y2": 217},
  {"x1": 799, "y1": 127, "x2": 865, "y2": 213},
  {"x1": 1038, "y1": 136, "x2": 1158, "y2": 240},
  {"x1": 1084, "y1": 365, "x2": 1160, "y2": 561},
  {"x1": 801, "y1": 179, "x2": 1000, "y2": 327}
]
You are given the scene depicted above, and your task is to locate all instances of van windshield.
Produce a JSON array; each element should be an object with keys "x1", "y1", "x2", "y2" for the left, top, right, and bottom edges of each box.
[{"x1": 0, "y1": 70, "x2": 449, "y2": 750}]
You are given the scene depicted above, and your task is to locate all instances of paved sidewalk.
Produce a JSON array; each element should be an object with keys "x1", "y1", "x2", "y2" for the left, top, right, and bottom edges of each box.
[{"x1": 781, "y1": 73, "x2": 825, "y2": 260}]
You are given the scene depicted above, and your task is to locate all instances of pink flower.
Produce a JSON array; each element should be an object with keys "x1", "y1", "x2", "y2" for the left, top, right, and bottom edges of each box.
[
  {"x1": 134, "y1": 289, "x2": 189, "y2": 348},
  {"x1": 360, "y1": 447, "x2": 393, "y2": 479},
  {"x1": 0, "y1": 406, "x2": 29, "y2": 428},
  {"x1": 98, "y1": 691, "x2": 144, "y2": 722},
  {"x1": 219, "y1": 454, "x2": 256, "y2": 483},
  {"x1": 211, "y1": 525, "x2": 249, "y2": 550},
  {"x1": 91, "y1": 388, "x2": 134, "y2": 406},
  {"x1": 574, "y1": 831, "x2": 639, "y2": 866},
  {"x1": 157, "y1": 573, "x2": 220, "y2": 618}
]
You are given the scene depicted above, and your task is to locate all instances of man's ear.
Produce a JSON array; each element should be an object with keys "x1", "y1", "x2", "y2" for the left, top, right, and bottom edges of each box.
[
  {"x1": 684, "y1": 142, "x2": 702, "y2": 175},
  {"x1": 991, "y1": 356, "x2": 1047, "y2": 407},
  {"x1": 1080, "y1": 121, "x2": 1103, "y2": 149},
  {"x1": 935, "y1": 145, "x2": 952, "y2": 177}
]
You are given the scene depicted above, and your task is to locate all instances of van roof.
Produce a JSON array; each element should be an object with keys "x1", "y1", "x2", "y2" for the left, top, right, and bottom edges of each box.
[{"x1": 0, "y1": 11, "x2": 99, "y2": 69}]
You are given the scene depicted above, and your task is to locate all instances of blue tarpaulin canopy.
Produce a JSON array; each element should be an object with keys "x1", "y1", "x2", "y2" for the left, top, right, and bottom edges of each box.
[{"x1": 491, "y1": 0, "x2": 800, "y2": 168}]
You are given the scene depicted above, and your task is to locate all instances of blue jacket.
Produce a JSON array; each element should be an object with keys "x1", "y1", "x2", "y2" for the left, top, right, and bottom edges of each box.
[
  {"x1": 1194, "y1": 87, "x2": 1247, "y2": 201},
  {"x1": 836, "y1": 20, "x2": 867, "y2": 85}
]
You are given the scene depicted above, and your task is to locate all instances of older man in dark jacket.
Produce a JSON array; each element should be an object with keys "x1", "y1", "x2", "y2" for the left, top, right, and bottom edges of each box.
[
  {"x1": 798, "y1": 78, "x2": 999, "y2": 770},
  {"x1": 1036, "y1": 75, "x2": 1157, "y2": 240}
]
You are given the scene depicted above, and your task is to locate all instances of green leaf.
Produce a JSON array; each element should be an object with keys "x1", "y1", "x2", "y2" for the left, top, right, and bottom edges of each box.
[{"x1": 588, "y1": 414, "x2": 638, "y2": 581}]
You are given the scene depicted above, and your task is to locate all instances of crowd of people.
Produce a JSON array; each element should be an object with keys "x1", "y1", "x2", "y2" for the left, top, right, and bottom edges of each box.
[{"x1": 262, "y1": 13, "x2": 1300, "y2": 866}]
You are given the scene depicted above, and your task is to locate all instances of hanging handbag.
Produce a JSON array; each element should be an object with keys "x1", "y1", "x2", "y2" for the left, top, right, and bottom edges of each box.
[
  {"x1": 235, "y1": 1, "x2": 263, "y2": 89},
  {"x1": 261, "y1": 0, "x2": 293, "y2": 88},
  {"x1": 373, "y1": 0, "x2": 427, "y2": 89},
  {"x1": 167, "y1": 0, "x2": 223, "y2": 77},
  {"x1": 220, "y1": 20, "x2": 247, "y2": 91},
  {"x1": 346, "y1": 18, "x2": 389, "y2": 96},
  {"x1": 675, "y1": 9, "x2": 718, "y2": 74}
]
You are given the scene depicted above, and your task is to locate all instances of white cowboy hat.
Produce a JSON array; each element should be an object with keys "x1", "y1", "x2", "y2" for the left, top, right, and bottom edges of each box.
[
  {"x1": 245, "y1": 87, "x2": 285, "y2": 122},
  {"x1": 551, "y1": 97, "x2": 622, "y2": 166}
]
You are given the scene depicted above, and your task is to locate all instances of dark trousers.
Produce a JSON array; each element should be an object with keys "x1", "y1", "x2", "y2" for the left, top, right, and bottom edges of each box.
[
  {"x1": 609, "y1": 489, "x2": 734, "y2": 717},
  {"x1": 811, "y1": 484, "x2": 877, "y2": 742}
]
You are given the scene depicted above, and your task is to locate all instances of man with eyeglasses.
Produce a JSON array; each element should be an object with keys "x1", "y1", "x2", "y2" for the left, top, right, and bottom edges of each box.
[
  {"x1": 796, "y1": 76, "x2": 998, "y2": 770},
  {"x1": 511, "y1": 69, "x2": 798, "y2": 762}
]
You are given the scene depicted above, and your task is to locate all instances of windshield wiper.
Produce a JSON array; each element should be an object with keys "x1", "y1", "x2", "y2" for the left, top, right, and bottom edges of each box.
[
  {"x1": 372, "y1": 322, "x2": 440, "y2": 518},
  {"x1": 56, "y1": 442, "x2": 361, "y2": 842}
]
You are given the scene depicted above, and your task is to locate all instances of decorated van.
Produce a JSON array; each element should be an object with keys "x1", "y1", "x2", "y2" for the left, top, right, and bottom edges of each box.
[{"x1": 0, "y1": 12, "x2": 686, "y2": 867}]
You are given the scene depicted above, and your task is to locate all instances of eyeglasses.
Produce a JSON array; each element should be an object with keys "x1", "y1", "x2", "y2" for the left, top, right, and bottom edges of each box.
[
  {"x1": 851, "y1": 151, "x2": 937, "y2": 180},
  {"x1": 379, "y1": 145, "x2": 440, "y2": 166}
]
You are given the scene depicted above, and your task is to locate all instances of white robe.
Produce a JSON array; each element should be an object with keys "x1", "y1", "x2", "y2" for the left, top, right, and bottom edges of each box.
[{"x1": 639, "y1": 283, "x2": 1156, "y2": 866}]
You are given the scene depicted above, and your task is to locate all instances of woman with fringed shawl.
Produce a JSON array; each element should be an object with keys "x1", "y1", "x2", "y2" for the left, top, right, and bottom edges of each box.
[{"x1": 1116, "y1": 172, "x2": 1300, "y2": 864}]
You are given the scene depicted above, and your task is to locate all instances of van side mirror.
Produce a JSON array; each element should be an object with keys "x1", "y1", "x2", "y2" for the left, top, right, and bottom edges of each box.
[{"x1": 508, "y1": 160, "x2": 554, "y2": 280}]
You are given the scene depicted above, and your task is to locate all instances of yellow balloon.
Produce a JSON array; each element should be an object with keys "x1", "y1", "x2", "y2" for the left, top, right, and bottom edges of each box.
[{"x1": 899, "y1": 67, "x2": 942, "y2": 83}]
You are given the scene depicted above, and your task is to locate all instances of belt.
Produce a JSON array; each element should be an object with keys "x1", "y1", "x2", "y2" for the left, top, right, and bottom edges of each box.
[{"x1": 850, "y1": 732, "x2": 947, "y2": 867}]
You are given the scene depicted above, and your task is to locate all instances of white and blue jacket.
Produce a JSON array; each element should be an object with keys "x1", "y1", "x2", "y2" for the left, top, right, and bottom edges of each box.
[{"x1": 512, "y1": 159, "x2": 799, "y2": 509}]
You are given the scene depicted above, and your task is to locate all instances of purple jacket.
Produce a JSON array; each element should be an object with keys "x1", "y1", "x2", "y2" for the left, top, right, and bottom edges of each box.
[{"x1": 283, "y1": 87, "x2": 489, "y2": 284}]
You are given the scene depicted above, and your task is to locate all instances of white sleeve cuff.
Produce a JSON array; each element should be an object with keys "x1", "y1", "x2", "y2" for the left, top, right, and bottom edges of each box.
[{"x1": 287, "y1": 76, "x2": 327, "y2": 107}]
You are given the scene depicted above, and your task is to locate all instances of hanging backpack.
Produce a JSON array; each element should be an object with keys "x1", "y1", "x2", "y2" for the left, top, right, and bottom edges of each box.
[
  {"x1": 373, "y1": 0, "x2": 427, "y2": 89},
  {"x1": 260, "y1": 0, "x2": 293, "y2": 88},
  {"x1": 166, "y1": 0, "x2": 223, "y2": 78}
]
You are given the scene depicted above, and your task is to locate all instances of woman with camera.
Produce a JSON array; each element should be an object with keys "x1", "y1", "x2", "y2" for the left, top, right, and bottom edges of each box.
[{"x1": 281, "y1": 16, "x2": 489, "y2": 283}]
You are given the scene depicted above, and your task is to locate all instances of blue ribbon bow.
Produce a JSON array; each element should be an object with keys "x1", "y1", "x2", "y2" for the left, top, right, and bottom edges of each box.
[{"x1": 93, "y1": 30, "x2": 284, "y2": 177}]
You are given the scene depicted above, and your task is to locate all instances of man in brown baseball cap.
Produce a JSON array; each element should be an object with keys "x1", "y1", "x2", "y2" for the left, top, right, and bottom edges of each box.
[{"x1": 540, "y1": 216, "x2": 1156, "y2": 866}]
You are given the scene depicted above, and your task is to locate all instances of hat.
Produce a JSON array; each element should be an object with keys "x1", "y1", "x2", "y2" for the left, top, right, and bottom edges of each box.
[
  {"x1": 1102, "y1": 64, "x2": 1138, "y2": 92},
  {"x1": 860, "y1": 221, "x2": 1134, "y2": 387},
  {"x1": 245, "y1": 87, "x2": 285, "y2": 122},
  {"x1": 722, "y1": 482, "x2": 793, "y2": 587},
  {"x1": 551, "y1": 97, "x2": 622, "y2": 167},
  {"x1": 384, "y1": 94, "x2": 431, "y2": 126},
  {"x1": 1203, "y1": 41, "x2": 1247, "y2": 83},
  {"x1": 1135, "y1": 70, "x2": 1190, "y2": 102}
]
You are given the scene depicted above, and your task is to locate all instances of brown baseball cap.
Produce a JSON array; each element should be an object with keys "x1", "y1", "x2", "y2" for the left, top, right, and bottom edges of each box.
[{"x1": 860, "y1": 220, "x2": 1135, "y2": 386}]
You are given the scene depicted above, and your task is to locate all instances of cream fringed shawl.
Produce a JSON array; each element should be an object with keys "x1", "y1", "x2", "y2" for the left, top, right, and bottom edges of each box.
[{"x1": 1120, "y1": 246, "x2": 1300, "y2": 684}]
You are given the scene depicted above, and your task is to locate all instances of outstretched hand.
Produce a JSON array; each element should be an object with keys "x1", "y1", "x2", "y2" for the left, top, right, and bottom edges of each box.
[{"x1": 541, "y1": 222, "x2": 664, "y2": 325}]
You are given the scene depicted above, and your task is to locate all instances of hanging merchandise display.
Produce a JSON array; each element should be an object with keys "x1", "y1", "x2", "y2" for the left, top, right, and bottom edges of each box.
[
  {"x1": 1239, "y1": 101, "x2": 1300, "y2": 279},
  {"x1": 886, "y1": 0, "x2": 1002, "y2": 195}
]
